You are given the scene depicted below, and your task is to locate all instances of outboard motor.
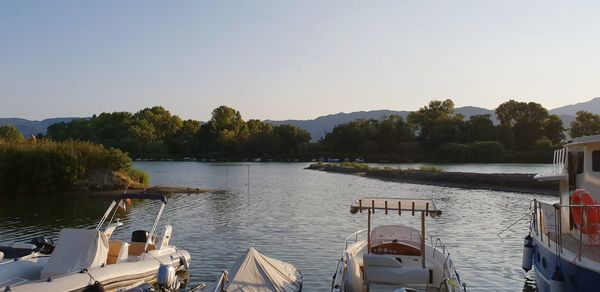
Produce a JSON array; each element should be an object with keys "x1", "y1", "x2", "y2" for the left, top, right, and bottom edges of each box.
[
  {"x1": 157, "y1": 264, "x2": 180, "y2": 291},
  {"x1": 131, "y1": 230, "x2": 149, "y2": 243},
  {"x1": 30, "y1": 236, "x2": 55, "y2": 254},
  {"x1": 522, "y1": 235, "x2": 533, "y2": 272}
]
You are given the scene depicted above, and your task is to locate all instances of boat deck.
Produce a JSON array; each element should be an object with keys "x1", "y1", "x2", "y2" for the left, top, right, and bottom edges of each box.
[{"x1": 547, "y1": 231, "x2": 600, "y2": 262}]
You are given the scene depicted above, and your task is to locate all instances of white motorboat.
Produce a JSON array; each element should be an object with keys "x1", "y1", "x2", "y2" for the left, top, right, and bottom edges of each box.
[
  {"x1": 204, "y1": 247, "x2": 302, "y2": 292},
  {"x1": 0, "y1": 193, "x2": 191, "y2": 292},
  {"x1": 331, "y1": 197, "x2": 465, "y2": 292}
]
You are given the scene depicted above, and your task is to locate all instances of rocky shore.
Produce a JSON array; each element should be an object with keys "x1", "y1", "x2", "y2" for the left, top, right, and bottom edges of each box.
[{"x1": 306, "y1": 163, "x2": 557, "y2": 195}]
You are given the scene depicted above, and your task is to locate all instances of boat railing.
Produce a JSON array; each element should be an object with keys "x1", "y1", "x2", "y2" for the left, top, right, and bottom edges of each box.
[
  {"x1": 331, "y1": 229, "x2": 367, "y2": 292},
  {"x1": 343, "y1": 229, "x2": 367, "y2": 253},
  {"x1": 210, "y1": 270, "x2": 228, "y2": 292},
  {"x1": 432, "y1": 237, "x2": 459, "y2": 281},
  {"x1": 552, "y1": 148, "x2": 567, "y2": 176},
  {"x1": 432, "y1": 237, "x2": 448, "y2": 259},
  {"x1": 533, "y1": 200, "x2": 600, "y2": 262}
]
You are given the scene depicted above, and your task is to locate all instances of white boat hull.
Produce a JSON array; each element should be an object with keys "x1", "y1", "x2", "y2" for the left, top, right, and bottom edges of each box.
[{"x1": 0, "y1": 248, "x2": 190, "y2": 292}]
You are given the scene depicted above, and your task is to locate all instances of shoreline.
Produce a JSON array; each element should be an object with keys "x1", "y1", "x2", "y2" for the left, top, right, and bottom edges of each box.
[
  {"x1": 2, "y1": 186, "x2": 221, "y2": 197},
  {"x1": 307, "y1": 163, "x2": 557, "y2": 195}
]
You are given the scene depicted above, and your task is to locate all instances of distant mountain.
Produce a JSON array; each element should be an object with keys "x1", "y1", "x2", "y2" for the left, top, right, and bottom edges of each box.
[
  {"x1": 4, "y1": 98, "x2": 599, "y2": 141},
  {"x1": 0, "y1": 118, "x2": 79, "y2": 137},
  {"x1": 550, "y1": 97, "x2": 600, "y2": 116},
  {"x1": 266, "y1": 110, "x2": 409, "y2": 141},
  {"x1": 267, "y1": 106, "x2": 495, "y2": 141}
]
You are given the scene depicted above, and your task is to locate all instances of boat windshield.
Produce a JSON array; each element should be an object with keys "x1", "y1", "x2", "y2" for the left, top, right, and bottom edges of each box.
[{"x1": 370, "y1": 225, "x2": 421, "y2": 246}]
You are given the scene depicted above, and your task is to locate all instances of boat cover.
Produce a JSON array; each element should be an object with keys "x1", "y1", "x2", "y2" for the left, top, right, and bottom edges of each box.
[
  {"x1": 225, "y1": 247, "x2": 302, "y2": 292},
  {"x1": 40, "y1": 228, "x2": 109, "y2": 279}
]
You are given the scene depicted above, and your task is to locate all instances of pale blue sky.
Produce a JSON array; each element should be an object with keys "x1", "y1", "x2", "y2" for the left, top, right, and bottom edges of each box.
[{"x1": 1, "y1": 1, "x2": 599, "y2": 121}]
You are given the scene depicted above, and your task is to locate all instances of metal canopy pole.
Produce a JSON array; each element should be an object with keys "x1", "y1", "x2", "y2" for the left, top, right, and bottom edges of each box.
[
  {"x1": 421, "y1": 210, "x2": 426, "y2": 268},
  {"x1": 367, "y1": 209, "x2": 372, "y2": 254}
]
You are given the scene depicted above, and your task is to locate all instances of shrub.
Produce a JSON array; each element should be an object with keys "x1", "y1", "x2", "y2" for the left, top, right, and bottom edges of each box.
[
  {"x1": 126, "y1": 167, "x2": 150, "y2": 185},
  {"x1": 0, "y1": 139, "x2": 136, "y2": 194},
  {"x1": 419, "y1": 166, "x2": 442, "y2": 172},
  {"x1": 533, "y1": 138, "x2": 554, "y2": 153},
  {"x1": 0, "y1": 125, "x2": 25, "y2": 143},
  {"x1": 471, "y1": 141, "x2": 505, "y2": 162},
  {"x1": 433, "y1": 143, "x2": 471, "y2": 162}
]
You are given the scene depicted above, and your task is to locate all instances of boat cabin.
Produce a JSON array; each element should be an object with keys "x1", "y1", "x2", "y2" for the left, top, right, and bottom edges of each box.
[{"x1": 536, "y1": 135, "x2": 600, "y2": 234}]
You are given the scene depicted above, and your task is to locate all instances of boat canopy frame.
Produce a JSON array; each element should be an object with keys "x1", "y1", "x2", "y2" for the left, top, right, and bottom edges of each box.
[
  {"x1": 350, "y1": 197, "x2": 442, "y2": 268},
  {"x1": 96, "y1": 192, "x2": 167, "y2": 252}
]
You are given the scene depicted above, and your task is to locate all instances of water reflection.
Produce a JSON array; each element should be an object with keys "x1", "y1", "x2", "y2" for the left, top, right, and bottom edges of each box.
[{"x1": 0, "y1": 162, "x2": 554, "y2": 290}]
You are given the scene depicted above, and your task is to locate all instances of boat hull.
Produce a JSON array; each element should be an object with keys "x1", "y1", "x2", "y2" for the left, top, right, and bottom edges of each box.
[
  {"x1": 0, "y1": 249, "x2": 191, "y2": 292},
  {"x1": 532, "y1": 235, "x2": 600, "y2": 292}
]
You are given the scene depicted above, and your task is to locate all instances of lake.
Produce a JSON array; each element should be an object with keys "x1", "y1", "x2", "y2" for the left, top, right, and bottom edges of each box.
[{"x1": 0, "y1": 162, "x2": 555, "y2": 291}]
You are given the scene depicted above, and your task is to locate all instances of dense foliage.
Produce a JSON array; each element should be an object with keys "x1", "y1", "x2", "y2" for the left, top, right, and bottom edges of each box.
[
  {"x1": 320, "y1": 99, "x2": 567, "y2": 163},
  {"x1": 570, "y1": 111, "x2": 600, "y2": 138},
  {"x1": 48, "y1": 106, "x2": 312, "y2": 160},
  {"x1": 16, "y1": 99, "x2": 600, "y2": 163},
  {"x1": 0, "y1": 125, "x2": 25, "y2": 143},
  {"x1": 0, "y1": 140, "x2": 147, "y2": 194}
]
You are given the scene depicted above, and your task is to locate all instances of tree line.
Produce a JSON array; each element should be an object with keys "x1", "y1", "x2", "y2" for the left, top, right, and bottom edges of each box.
[
  {"x1": 46, "y1": 106, "x2": 311, "y2": 160},
  {"x1": 320, "y1": 99, "x2": 600, "y2": 163},
  {"x1": 3, "y1": 100, "x2": 600, "y2": 163}
]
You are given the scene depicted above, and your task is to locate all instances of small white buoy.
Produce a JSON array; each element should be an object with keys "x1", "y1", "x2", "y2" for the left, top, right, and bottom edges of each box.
[
  {"x1": 522, "y1": 235, "x2": 533, "y2": 272},
  {"x1": 157, "y1": 264, "x2": 179, "y2": 291},
  {"x1": 550, "y1": 267, "x2": 565, "y2": 292},
  {"x1": 0, "y1": 251, "x2": 4, "y2": 261}
]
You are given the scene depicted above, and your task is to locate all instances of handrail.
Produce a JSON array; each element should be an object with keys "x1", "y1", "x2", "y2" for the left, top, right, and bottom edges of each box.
[
  {"x1": 343, "y1": 229, "x2": 367, "y2": 253},
  {"x1": 553, "y1": 204, "x2": 600, "y2": 208},
  {"x1": 331, "y1": 229, "x2": 367, "y2": 292},
  {"x1": 433, "y1": 237, "x2": 448, "y2": 259},
  {"x1": 211, "y1": 270, "x2": 228, "y2": 292},
  {"x1": 552, "y1": 148, "x2": 567, "y2": 175}
]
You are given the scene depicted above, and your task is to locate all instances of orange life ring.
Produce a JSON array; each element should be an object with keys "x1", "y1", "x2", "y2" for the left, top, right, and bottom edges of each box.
[
  {"x1": 570, "y1": 189, "x2": 600, "y2": 234},
  {"x1": 582, "y1": 192, "x2": 600, "y2": 234},
  {"x1": 571, "y1": 189, "x2": 585, "y2": 226}
]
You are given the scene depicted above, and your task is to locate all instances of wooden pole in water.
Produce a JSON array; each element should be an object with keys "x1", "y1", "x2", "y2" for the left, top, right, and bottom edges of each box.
[{"x1": 421, "y1": 210, "x2": 426, "y2": 269}]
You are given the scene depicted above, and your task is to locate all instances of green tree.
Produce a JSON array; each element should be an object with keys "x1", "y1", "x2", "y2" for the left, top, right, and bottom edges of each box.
[
  {"x1": 168, "y1": 119, "x2": 200, "y2": 155},
  {"x1": 134, "y1": 106, "x2": 183, "y2": 140},
  {"x1": 407, "y1": 99, "x2": 464, "y2": 150},
  {"x1": 464, "y1": 114, "x2": 498, "y2": 142},
  {"x1": 273, "y1": 124, "x2": 311, "y2": 155},
  {"x1": 0, "y1": 125, "x2": 25, "y2": 143},
  {"x1": 570, "y1": 111, "x2": 600, "y2": 138},
  {"x1": 495, "y1": 100, "x2": 554, "y2": 150},
  {"x1": 543, "y1": 114, "x2": 565, "y2": 145}
]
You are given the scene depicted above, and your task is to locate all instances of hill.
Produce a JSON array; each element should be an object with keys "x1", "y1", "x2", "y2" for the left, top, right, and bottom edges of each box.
[
  {"x1": 3, "y1": 97, "x2": 600, "y2": 141},
  {"x1": 0, "y1": 118, "x2": 79, "y2": 137},
  {"x1": 550, "y1": 97, "x2": 600, "y2": 116},
  {"x1": 267, "y1": 106, "x2": 494, "y2": 141}
]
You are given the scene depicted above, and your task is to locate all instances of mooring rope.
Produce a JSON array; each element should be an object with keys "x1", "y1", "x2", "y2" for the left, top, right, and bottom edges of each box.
[{"x1": 497, "y1": 211, "x2": 532, "y2": 238}]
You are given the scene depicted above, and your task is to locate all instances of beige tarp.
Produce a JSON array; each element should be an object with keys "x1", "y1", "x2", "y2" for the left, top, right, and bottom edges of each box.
[
  {"x1": 225, "y1": 247, "x2": 302, "y2": 292},
  {"x1": 40, "y1": 228, "x2": 109, "y2": 279}
]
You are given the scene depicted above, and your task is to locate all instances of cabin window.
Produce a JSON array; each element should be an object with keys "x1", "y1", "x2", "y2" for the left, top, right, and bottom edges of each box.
[
  {"x1": 577, "y1": 152, "x2": 584, "y2": 174},
  {"x1": 593, "y1": 151, "x2": 600, "y2": 172}
]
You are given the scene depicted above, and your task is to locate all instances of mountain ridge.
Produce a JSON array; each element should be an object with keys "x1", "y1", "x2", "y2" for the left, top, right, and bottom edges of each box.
[{"x1": 4, "y1": 97, "x2": 600, "y2": 140}]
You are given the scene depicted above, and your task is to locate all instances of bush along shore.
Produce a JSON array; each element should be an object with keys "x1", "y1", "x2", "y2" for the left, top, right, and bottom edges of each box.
[
  {"x1": 0, "y1": 139, "x2": 149, "y2": 194},
  {"x1": 307, "y1": 162, "x2": 557, "y2": 195}
]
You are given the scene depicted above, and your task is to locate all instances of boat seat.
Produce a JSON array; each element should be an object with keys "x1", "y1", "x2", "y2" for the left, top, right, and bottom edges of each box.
[
  {"x1": 107, "y1": 240, "x2": 129, "y2": 265},
  {"x1": 363, "y1": 253, "x2": 403, "y2": 267},
  {"x1": 128, "y1": 242, "x2": 156, "y2": 257}
]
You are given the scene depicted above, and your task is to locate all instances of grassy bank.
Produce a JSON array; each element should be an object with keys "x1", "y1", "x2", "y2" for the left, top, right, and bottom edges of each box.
[
  {"x1": 0, "y1": 140, "x2": 149, "y2": 194},
  {"x1": 308, "y1": 162, "x2": 442, "y2": 173},
  {"x1": 307, "y1": 162, "x2": 557, "y2": 194}
]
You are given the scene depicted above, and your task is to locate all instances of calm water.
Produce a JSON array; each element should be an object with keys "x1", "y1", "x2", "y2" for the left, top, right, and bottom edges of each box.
[{"x1": 0, "y1": 162, "x2": 556, "y2": 291}]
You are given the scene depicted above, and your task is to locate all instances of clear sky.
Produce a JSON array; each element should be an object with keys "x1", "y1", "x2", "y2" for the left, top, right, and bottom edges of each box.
[{"x1": 1, "y1": 1, "x2": 599, "y2": 121}]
